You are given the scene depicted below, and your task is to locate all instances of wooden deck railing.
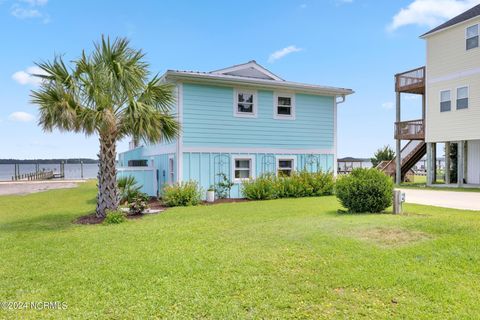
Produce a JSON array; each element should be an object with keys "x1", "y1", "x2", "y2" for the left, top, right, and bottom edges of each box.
[
  {"x1": 394, "y1": 119, "x2": 425, "y2": 140},
  {"x1": 395, "y1": 66, "x2": 425, "y2": 94}
]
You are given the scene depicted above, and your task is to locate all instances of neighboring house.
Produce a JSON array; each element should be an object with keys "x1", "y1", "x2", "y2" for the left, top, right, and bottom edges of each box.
[
  {"x1": 337, "y1": 157, "x2": 372, "y2": 174},
  {"x1": 381, "y1": 4, "x2": 480, "y2": 186},
  {"x1": 118, "y1": 61, "x2": 353, "y2": 197}
]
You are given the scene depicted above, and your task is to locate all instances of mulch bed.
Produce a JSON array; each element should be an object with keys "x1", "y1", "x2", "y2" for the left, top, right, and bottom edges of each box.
[
  {"x1": 74, "y1": 212, "x2": 146, "y2": 225},
  {"x1": 74, "y1": 198, "x2": 249, "y2": 225}
]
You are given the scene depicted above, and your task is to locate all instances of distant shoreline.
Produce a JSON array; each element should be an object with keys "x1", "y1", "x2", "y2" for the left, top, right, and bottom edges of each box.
[{"x1": 0, "y1": 159, "x2": 99, "y2": 164}]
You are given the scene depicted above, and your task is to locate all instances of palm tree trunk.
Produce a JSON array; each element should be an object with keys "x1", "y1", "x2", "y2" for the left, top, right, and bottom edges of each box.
[{"x1": 96, "y1": 135, "x2": 119, "y2": 217}]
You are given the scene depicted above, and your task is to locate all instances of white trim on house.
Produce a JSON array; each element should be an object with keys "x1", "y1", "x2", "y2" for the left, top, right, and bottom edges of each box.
[
  {"x1": 176, "y1": 82, "x2": 184, "y2": 182},
  {"x1": 421, "y1": 15, "x2": 480, "y2": 39},
  {"x1": 231, "y1": 155, "x2": 256, "y2": 183},
  {"x1": 211, "y1": 61, "x2": 284, "y2": 81},
  {"x1": 275, "y1": 155, "x2": 297, "y2": 176},
  {"x1": 168, "y1": 154, "x2": 175, "y2": 185},
  {"x1": 233, "y1": 88, "x2": 258, "y2": 118},
  {"x1": 333, "y1": 97, "x2": 338, "y2": 177},
  {"x1": 428, "y1": 66, "x2": 480, "y2": 84},
  {"x1": 182, "y1": 146, "x2": 335, "y2": 154},
  {"x1": 273, "y1": 92, "x2": 296, "y2": 120}
]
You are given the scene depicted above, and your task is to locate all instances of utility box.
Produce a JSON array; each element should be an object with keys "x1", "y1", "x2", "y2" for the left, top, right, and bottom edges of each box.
[{"x1": 393, "y1": 190, "x2": 405, "y2": 214}]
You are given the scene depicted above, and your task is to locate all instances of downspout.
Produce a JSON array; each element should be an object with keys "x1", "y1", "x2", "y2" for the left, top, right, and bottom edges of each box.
[
  {"x1": 336, "y1": 94, "x2": 346, "y2": 105},
  {"x1": 333, "y1": 95, "x2": 346, "y2": 177}
]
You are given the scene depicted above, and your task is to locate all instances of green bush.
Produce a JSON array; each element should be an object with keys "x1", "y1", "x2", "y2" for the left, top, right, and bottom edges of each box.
[
  {"x1": 128, "y1": 193, "x2": 149, "y2": 215},
  {"x1": 104, "y1": 210, "x2": 127, "y2": 224},
  {"x1": 241, "y1": 171, "x2": 334, "y2": 200},
  {"x1": 163, "y1": 181, "x2": 202, "y2": 207},
  {"x1": 299, "y1": 171, "x2": 335, "y2": 196},
  {"x1": 242, "y1": 174, "x2": 277, "y2": 200},
  {"x1": 336, "y1": 168, "x2": 394, "y2": 213},
  {"x1": 275, "y1": 174, "x2": 305, "y2": 198}
]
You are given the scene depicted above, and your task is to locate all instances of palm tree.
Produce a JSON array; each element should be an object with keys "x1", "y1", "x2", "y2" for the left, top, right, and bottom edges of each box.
[{"x1": 31, "y1": 36, "x2": 180, "y2": 217}]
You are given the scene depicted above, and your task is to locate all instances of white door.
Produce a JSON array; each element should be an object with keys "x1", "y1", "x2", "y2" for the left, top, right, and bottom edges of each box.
[{"x1": 467, "y1": 140, "x2": 480, "y2": 184}]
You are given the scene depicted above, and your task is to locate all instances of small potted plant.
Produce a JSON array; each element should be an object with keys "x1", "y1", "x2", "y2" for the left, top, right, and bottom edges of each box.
[{"x1": 206, "y1": 186, "x2": 215, "y2": 203}]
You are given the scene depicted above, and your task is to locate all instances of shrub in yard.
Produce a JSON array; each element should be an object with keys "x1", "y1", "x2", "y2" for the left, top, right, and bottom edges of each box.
[
  {"x1": 275, "y1": 174, "x2": 306, "y2": 198},
  {"x1": 242, "y1": 174, "x2": 277, "y2": 200},
  {"x1": 163, "y1": 181, "x2": 202, "y2": 207},
  {"x1": 128, "y1": 193, "x2": 149, "y2": 215},
  {"x1": 118, "y1": 175, "x2": 142, "y2": 204},
  {"x1": 104, "y1": 210, "x2": 126, "y2": 224},
  {"x1": 241, "y1": 171, "x2": 334, "y2": 200},
  {"x1": 336, "y1": 168, "x2": 394, "y2": 213},
  {"x1": 299, "y1": 171, "x2": 335, "y2": 196}
]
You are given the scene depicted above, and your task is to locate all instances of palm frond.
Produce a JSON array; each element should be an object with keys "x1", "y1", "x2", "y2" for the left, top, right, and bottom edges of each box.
[{"x1": 137, "y1": 75, "x2": 176, "y2": 113}]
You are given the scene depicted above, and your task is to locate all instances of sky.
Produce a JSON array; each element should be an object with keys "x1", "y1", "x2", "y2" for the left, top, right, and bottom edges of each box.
[{"x1": 1, "y1": 0, "x2": 479, "y2": 159}]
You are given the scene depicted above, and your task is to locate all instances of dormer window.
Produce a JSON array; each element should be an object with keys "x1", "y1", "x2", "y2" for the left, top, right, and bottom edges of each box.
[
  {"x1": 234, "y1": 89, "x2": 257, "y2": 118},
  {"x1": 274, "y1": 93, "x2": 295, "y2": 120},
  {"x1": 466, "y1": 24, "x2": 479, "y2": 50}
]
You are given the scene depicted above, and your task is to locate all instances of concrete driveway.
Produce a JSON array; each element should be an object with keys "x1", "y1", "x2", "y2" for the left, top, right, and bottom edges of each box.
[
  {"x1": 0, "y1": 180, "x2": 84, "y2": 196},
  {"x1": 398, "y1": 188, "x2": 480, "y2": 211}
]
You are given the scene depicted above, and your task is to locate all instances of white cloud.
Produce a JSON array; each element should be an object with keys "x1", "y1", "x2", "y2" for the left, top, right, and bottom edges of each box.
[
  {"x1": 10, "y1": 0, "x2": 50, "y2": 23},
  {"x1": 382, "y1": 102, "x2": 394, "y2": 110},
  {"x1": 12, "y1": 66, "x2": 47, "y2": 86},
  {"x1": 9, "y1": 111, "x2": 35, "y2": 122},
  {"x1": 268, "y1": 45, "x2": 303, "y2": 63},
  {"x1": 388, "y1": 0, "x2": 480, "y2": 31},
  {"x1": 11, "y1": 6, "x2": 41, "y2": 18}
]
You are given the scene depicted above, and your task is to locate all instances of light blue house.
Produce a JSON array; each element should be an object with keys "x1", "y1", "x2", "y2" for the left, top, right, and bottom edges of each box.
[{"x1": 118, "y1": 61, "x2": 353, "y2": 198}]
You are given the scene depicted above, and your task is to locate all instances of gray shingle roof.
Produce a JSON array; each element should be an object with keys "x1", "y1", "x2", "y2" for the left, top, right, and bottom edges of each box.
[{"x1": 421, "y1": 4, "x2": 480, "y2": 37}]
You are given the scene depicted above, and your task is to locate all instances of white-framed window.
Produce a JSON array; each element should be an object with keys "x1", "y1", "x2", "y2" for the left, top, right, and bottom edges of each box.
[
  {"x1": 233, "y1": 89, "x2": 257, "y2": 118},
  {"x1": 232, "y1": 155, "x2": 255, "y2": 182},
  {"x1": 276, "y1": 156, "x2": 296, "y2": 177},
  {"x1": 466, "y1": 24, "x2": 479, "y2": 50},
  {"x1": 168, "y1": 155, "x2": 175, "y2": 184},
  {"x1": 440, "y1": 90, "x2": 451, "y2": 112},
  {"x1": 456, "y1": 86, "x2": 469, "y2": 110},
  {"x1": 273, "y1": 93, "x2": 295, "y2": 120}
]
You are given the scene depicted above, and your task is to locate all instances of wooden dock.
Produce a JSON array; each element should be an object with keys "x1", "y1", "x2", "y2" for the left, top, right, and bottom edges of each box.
[{"x1": 11, "y1": 162, "x2": 65, "y2": 181}]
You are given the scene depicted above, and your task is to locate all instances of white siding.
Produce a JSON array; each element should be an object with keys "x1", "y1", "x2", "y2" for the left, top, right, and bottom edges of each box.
[{"x1": 467, "y1": 140, "x2": 480, "y2": 184}]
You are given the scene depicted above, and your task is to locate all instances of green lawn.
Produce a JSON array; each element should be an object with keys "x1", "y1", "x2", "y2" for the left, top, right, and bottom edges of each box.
[{"x1": 2, "y1": 182, "x2": 480, "y2": 319}]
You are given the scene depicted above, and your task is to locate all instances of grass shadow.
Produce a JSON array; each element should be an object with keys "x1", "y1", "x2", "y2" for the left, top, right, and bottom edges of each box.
[
  {"x1": 0, "y1": 212, "x2": 85, "y2": 233},
  {"x1": 85, "y1": 197, "x2": 97, "y2": 205},
  {"x1": 326, "y1": 209, "x2": 394, "y2": 217}
]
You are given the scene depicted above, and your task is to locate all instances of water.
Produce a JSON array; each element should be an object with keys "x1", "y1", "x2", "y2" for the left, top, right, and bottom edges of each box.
[{"x1": 0, "y1": 163, "x2": 99, "y2": 181}]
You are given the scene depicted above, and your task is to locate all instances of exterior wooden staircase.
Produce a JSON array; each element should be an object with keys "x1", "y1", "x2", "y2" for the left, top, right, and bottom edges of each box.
[
  {"x1": 377, "y1": 140, "x2": 426, "y2": 182},
  {"x1": 378, "y1": 66, "x2": 427, "y2": 183}
]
